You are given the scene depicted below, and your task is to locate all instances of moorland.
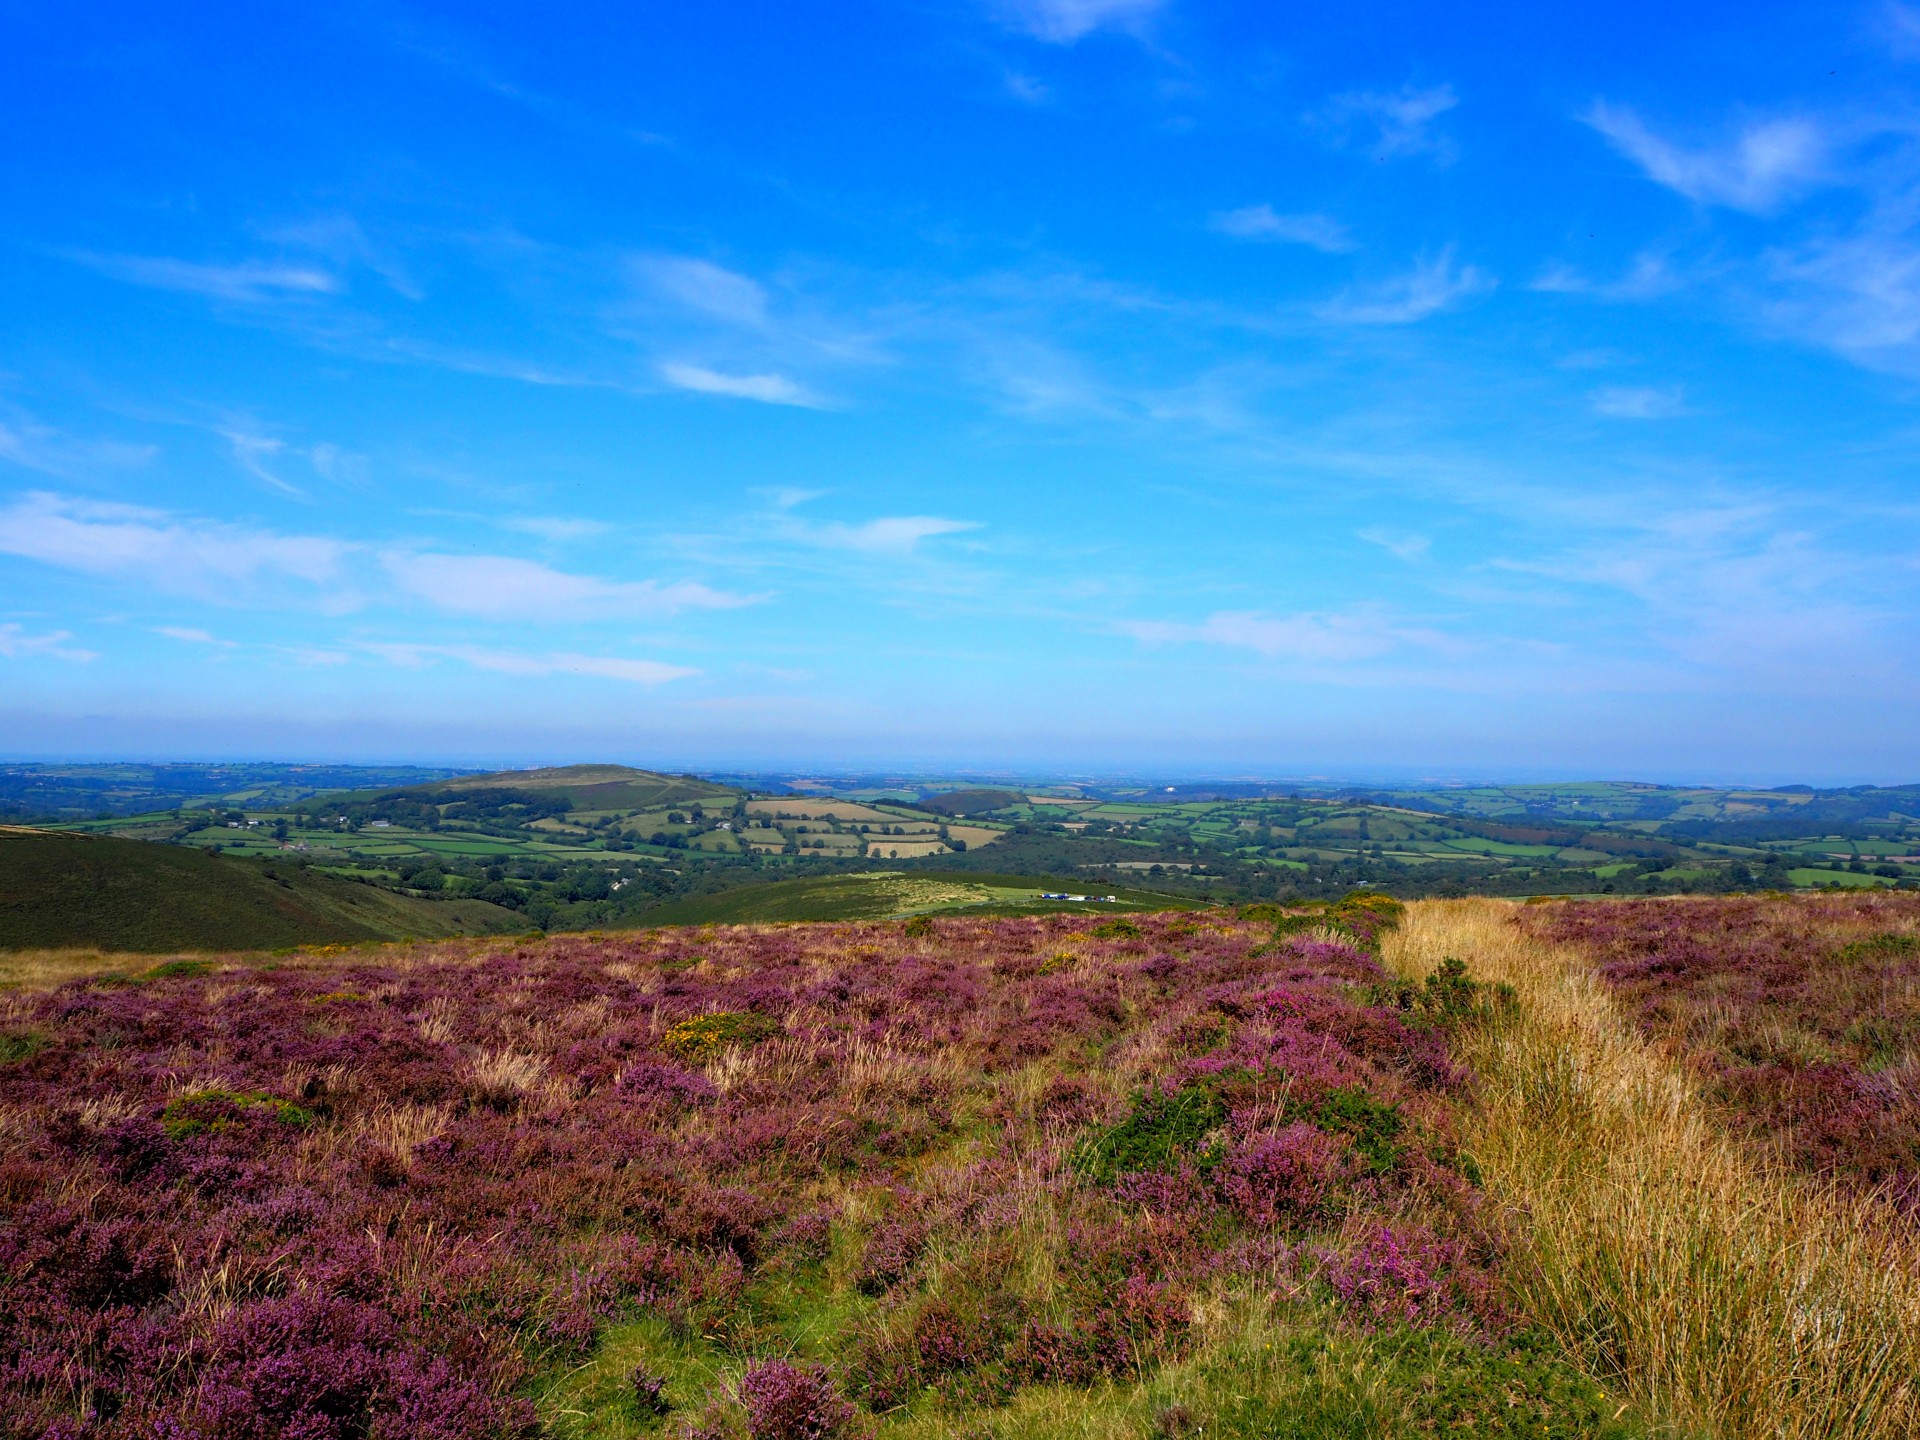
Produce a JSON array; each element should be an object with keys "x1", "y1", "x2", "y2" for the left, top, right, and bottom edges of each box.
[{"x1": 5, "y1": 890, "x2": 1920, "y2": 1439}]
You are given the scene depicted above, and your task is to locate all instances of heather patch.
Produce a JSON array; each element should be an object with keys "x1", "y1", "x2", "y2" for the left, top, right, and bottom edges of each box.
[
  {"x1": 1524, "y1": 893, "x2": 1920, "y2": 1194},
  {"x1": 0, "y1": 911, "x2": 1630, "y2": 1438}
]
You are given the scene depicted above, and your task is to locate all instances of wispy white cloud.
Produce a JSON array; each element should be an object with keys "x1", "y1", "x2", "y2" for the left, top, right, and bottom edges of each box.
[
  {"x1": 220, "y1": 428, "x2": 303, "y2": 496},
  {"x1": 635, "y1": 256, "x2": 771, "y2": 327},
  {"x1": 1591, "y1": 385, "x2": 1688, "y2": 419},
  {"x1": 1496, "y1": 500, "x2": 1881, "y2": 675},
  {"x1": 380, "y1": 551, "x2": 753, "y2": 621},
  {"x1": 1004, "y1": 72, "x2": 1051, "y2": 104},
  {"x1": 1531, "y1": 250, "x2": 1680, "y2": 301},
  {"x1": 786, "y1": 515, "x2": 980, "y2": 555},
  {"x1": 1885, "y1": 2, "x2": 1920, "y2": 58},
  {"x1": 308, "y1": 442, "x2": 370, "y2": 487},
  {"x1": 257, "y1": 214, "x2": 421, "y2": 299},
  {"x1": 1210, "y1": 206, "x2": 1353, "y2": 252},
  {"x1": 1318, "y1": 248, "x2": 1494, "y2": 324},
  {"x1": 279, "y1": 645, "x2": 350, "y2": 666},
  {"x1": 1762, "y1": 228, "x2": 1920, "y2": 367},
  {"x1": 1584, "y1": 102, "x2": 1828, "y2": 212},
  {"x1": 154, "y1": 625, "x2": 237, "y2": 647},
  {"x1": 1312, "y1": 84, "x2": 1459, "y2": 162},
  {"x1": 0, "y1": 418, "x2": 157, "y2": 477},
  {"x1": 500, "y1": 515, "x2": 611, "y2": 543},
  {"x1": 71, "y1": 253, "x2": 341, "y2": 302},
  {"x1": 1359, "y1": 528, "x2": 1431, "y2": 561},
  {"x1": 0, "y1": 492, "x2": 344, "y2": 594},
  {"x1": 658, "y1": 362, "x2": 825, "y2": 407},
  {"x1": 1122, "y1": 607, "x2": 1448, "y2": 662},
  {"x1": 363, "y1": 641, "x2": 695, "y2": 684},
  {"x1": 0, "y1": 622, "x2": 96, "y2": 663},
  {"x1": 992, "y1": 0, "x2": 1167, "y2": 44}
]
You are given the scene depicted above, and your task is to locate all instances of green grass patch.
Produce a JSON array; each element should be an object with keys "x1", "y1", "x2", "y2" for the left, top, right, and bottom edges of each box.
[
  {"x1": 160, "y1": 1088, "x2": 314, "y2": 1139},
  {"x1": 0, "y1": 1028, "x2": 49, "y2": 1064},
  {"x1": 1074, "y1": 1085, "x2": 1228, "y2": 1183}
]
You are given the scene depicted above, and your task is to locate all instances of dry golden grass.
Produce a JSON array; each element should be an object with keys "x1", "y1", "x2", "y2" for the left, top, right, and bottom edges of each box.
[
  {"x1": 1386, "y1": 899, "x2": 1920, "y2": 1440},
  {"x1": 0, "y1": 947, "x2": 168, "y2": 989}
]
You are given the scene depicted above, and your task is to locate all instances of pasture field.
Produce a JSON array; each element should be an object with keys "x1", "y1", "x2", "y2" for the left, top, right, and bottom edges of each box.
[{"x1": 621, "y1": 872, "x2": 1200, "y2": 926}]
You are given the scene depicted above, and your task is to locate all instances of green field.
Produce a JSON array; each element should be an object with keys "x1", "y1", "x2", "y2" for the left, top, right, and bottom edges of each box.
[{"x1": 629, "y1": 870, "x2": 1203, "y2": 926}]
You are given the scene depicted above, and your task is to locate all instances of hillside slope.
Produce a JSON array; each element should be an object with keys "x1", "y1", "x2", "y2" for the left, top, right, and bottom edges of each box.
[
  {"x1": 0, "y1": 828, "x2": 523, "y2": 952},
  {"x1": 395, "y1": 762, "x2": 738, "y2": 811}
]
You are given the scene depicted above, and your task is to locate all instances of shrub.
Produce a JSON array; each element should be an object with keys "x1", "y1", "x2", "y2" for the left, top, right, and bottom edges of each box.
[
  {"x1": 855, "y1": 1216, "x2": 929, "y2": 1294},
  {"x1": 0, "y1": 909, "x2": 1494, "y2": 1437},
  {"x1": 1090, "y1": 918, "x2": 1143, "y2": 939},
  {"x1": 145, "y1": 958, "x2": 217, "y2": 980},
  {"x1": 663, "y1": 1011, "x2": 779, "y2": 1062},
  {"x1": 738, "y1": 1360, "x2": 856, "y2": 1440},
  {"x1": 632, "y1": 1366, "x2": 672, "y2": 1416},
  {"x1": 617, "y1": 1060, "x2": 720, "y2": 1105},
  {"x1": 1076, "y1": 1086, "x2": 1228, "y2": 1183},
  {"x1": 1219, "y1": 1123, "x2": 1350, "y2": 1226},
  {"x1": 1324, "y1": 1225, "x2": 1499, "y2": 1332},
  {"x1": 160, "y1": 1088, "x2": 314, "y2": 1140},
  {"x1": 1837, "y1": 932, "x2": 1920, "y2": 962},
  {"x1": 1315, "y1": 1087, "x2": 1405, "y2": 1175}
]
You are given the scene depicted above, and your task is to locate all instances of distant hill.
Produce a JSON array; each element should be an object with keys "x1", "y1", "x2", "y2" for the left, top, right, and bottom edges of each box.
[
  {"x1": 0, "y1": 828, "x2": 522, "y2": 952},
  {"x1": 392, "y1": 764, "x2": 738, "y2": 812},
  {"x1": 919, "y1": 788, "x2": 1025, "y2": 816},
  {"x1": 0, "y1": 761, "x2": 474, "y2": 821}
]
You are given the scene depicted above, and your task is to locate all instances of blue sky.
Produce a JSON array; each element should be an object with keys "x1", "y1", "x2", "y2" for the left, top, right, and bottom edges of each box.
[{"x1": 3, "y1": 1, "x2": 1919, "y2": 781}]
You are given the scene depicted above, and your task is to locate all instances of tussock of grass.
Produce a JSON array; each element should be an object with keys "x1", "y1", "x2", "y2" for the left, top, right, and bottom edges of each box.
[{"x1": 1386, "y1": 899, "x2": 1920, "y2": 1440}]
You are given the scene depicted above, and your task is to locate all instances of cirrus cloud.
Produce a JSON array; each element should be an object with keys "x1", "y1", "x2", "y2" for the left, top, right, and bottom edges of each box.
[
  {"x1": 1210, "y1": 206, "x2": 1354, "y2": 253},
  {"x1": 380, "y1": 551, "x2": 755, "y2": 621},
  {"x1": 0, "y1": 622, "x2": 96, "y2": 663},
  {"x1": 1318, "y1": 248, "x2": 1494, "y2": 325},
  {"x1": 70, "y1": 252, "x2": 341, "y2": 302},
  {"x1": 1122, "y1": 607, "x2": 1450, "y2": 662},
  {"x1": 993, "y1": 0, "x2": 1167, "y2": 44},
  {"x1": 1584, "y1": 102, "x2": 1828, "y2": 213},
  {"x1": 658, "y1": 362, "x2": 825, "y2": 407},
  {"x1": 362, "y1": 641, "x2": 695, "y2": 684},
  {"x1": 0, "y1": 491, "x2": 344, "y2": 594}
]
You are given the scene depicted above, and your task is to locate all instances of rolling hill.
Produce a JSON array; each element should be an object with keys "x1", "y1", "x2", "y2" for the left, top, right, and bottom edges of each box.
[
  {"x1": 397, "y1": 763, "x2": 738, "y2": 811},
  {"x1": 0, "y1": 827, "x2": 523, "y2": 952}
]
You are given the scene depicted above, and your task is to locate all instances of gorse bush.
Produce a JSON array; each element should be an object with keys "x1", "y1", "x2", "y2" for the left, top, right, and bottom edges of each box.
[
  {"x1": 1074, "y1": 1085, "x2": 1229, "y2": 1182},
  {"x1": 661, "y1": 1010, "x2": 778, "y2": 1062}
]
